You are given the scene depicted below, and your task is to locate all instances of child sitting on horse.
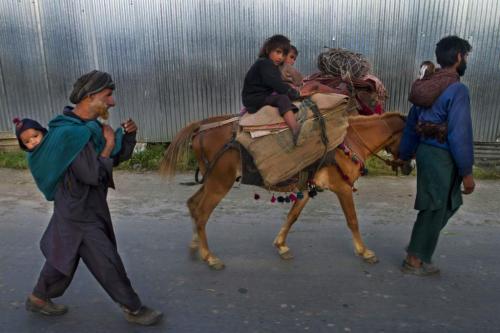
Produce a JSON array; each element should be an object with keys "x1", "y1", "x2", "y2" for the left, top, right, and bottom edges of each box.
[
  {"x1": 242, "y1": 35, "x2": 302, "y2": 145},
  {"x1": 13, "y1": 117, "x2": 47, "y2": 152},
  {"x1": 280, "y1": 44, "x2": 304, "y2": 88}
]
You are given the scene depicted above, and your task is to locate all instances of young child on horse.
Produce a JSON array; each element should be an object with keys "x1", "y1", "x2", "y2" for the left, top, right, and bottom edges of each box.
[
  {"x1": 242, "y1": 35, "x2": 302, "y2": 145},
  {"x1": 13, "y1": 117, "x2": 47, "y2": 152},
  {"x1": 280, "y1": 44, "x2": 304, "y2": 89}
]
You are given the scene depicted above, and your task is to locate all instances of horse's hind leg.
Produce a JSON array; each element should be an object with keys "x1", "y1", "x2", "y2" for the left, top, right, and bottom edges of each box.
[
  {"x1": 189, "y1": 166, "x2": 236, "y2": 270},
  {"x1": 273, "y1": 193, "x2": 310, "y2": 260},
  {"x1": 187, "y1": 186, "x2": 205, "y2": 256},
  {"x1": 336, "y1": 190, "x2": 379, "y2": 264}
]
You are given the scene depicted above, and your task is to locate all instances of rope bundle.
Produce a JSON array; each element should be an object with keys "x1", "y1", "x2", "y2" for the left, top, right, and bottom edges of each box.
[{"x1": 317, "y1": 48, "x2": 372, "y2": 80}]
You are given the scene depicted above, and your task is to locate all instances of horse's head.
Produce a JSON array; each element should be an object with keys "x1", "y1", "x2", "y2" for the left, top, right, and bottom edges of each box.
[
  {"x1": 346, "y1": 112, "x2": 407, "y2": 173},
  {"x1": 379, "y1": 113, "x2": 408, "y2": 173},
  {"x1": 382, "y1": 113, "x2": 406, "y2": 160}
]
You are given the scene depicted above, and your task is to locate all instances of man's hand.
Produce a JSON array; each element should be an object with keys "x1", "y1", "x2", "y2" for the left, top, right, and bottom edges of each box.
[
  {"x1": 101, "y1": 124, "x2": 115, "y2": 158},
  {"x1": 121, "y1": 118, "x2": 137, "y2": 134},
  {"x1": 392, "y1": 159, "x2": 414, "y2": 175},
  {"x1": 462, "y1": 174, "x2": 475, "y2": 194}
]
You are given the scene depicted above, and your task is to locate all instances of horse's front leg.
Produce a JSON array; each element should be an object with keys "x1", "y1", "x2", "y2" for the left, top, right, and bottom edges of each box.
[
  {"x1": 336, "y1": 189, "x2": 379, "y2": 264},
  {"x1": 273, "y1": 193, "x2": 310, "y2": 260}
]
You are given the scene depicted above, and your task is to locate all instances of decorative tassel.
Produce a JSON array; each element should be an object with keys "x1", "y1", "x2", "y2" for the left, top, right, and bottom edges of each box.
[
  {"x1": 254, "y1": 193, "x2": 260, "y2": 200},
  {"x1": 277, "y1": 196, "x2": 285, "y2": 203},
  {"x1": 308, "y1": 189, "x2": 317, "y2": 198},
  {"x1": 296, "y1": 191, "x2": 304, "y2": 200},
  {"x1": 288, "y1": 193, "x2": 297, "y2": 202},
  {"x1": 270, "y1": 194, "x2": 276, "y2": 203},
  {"x1": 285, "y1": 196, "x2": 290, "y2": 203}
]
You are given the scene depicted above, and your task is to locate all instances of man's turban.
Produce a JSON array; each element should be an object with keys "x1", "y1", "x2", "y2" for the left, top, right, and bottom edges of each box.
[{"x1": 69, "y1": 70, "x2": 115, "y2": 104}]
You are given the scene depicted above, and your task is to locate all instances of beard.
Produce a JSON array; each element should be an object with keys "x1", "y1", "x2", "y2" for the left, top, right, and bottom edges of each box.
[
  {"x1": 90, "y1": 100, "x2": 110, "y2": 120},
  {"x1": 457, "y1": 59, "x2": 467, "y2": 76}
]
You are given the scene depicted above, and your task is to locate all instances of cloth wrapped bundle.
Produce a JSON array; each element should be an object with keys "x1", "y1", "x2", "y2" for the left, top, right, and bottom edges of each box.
[{"x1": 317, "y1": 48, "x2": 372, "y2": 80}]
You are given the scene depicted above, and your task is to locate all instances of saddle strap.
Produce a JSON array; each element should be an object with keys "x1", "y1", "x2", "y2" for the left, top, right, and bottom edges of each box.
[{"x1": 196, "y1": 120, "x2": 239, "y2": 184}]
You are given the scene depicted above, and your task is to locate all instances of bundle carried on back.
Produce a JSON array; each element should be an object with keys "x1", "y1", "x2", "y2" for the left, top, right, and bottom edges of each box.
[{"x1": 237, "y1": 93, "x2": 349, "y2": 186}]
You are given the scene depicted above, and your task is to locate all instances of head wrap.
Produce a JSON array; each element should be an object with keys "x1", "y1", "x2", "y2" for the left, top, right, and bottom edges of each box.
[
  {"x1": 69, "y1": 70, "x2": 115, "y2": 104},
  {"x1": 13, "y1": 117, "x2": 48, "y2": 151}
]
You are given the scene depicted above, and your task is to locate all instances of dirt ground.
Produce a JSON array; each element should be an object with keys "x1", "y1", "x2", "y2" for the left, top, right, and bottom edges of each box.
[{"x1": 0, "y1": 168, "x2": 499, "y2": 332}]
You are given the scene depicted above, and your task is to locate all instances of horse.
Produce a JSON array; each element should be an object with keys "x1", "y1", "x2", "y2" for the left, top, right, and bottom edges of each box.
[{"x1": 160, "y1": 112, "x2": 406, "y2": 270}]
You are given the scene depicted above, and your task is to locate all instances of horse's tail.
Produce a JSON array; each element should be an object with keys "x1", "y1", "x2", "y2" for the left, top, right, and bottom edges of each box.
[{"x1": 160, "y1": 121, "x2": 201, "y2": 178}]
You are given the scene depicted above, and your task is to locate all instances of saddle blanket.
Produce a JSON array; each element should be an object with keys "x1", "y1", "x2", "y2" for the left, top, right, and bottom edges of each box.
[{"x1": 236, "y1": 93, "x2": 349, "y2": 185}]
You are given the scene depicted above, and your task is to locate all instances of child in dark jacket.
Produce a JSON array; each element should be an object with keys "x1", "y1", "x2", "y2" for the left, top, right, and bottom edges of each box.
[{"x1": 242, "y1": 35, "x2": 302, "y2": 144}]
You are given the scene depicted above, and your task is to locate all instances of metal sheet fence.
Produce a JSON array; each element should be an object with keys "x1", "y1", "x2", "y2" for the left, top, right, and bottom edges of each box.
[{"x1": 1, "y1": 0, "x2": 499, "y2": 142}]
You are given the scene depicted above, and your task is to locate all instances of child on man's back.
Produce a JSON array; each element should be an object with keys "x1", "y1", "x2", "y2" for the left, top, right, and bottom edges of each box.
[{"x1": 13, "y1": 118, "x2": 47, "y2": 152}]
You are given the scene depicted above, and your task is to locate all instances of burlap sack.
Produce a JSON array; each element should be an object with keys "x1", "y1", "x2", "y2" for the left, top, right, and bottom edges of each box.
[{"x1": 236, "y1": 93, "x2": 349, "y2": 185}]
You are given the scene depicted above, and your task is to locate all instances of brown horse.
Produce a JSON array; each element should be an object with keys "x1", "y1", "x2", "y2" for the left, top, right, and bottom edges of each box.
[{"x1": 160, "y1": 112, "x2": 406, "y2": 270}]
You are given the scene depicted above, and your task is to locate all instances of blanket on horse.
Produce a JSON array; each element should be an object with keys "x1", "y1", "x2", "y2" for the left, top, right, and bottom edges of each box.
[{"x1": 236, "y1": 93, "x2": 349, "y2": 185}]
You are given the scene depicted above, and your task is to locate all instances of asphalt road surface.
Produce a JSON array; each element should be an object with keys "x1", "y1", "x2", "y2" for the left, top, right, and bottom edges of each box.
[{"x1": 1, "y1": 169, "x2": 499, "y2": 332}]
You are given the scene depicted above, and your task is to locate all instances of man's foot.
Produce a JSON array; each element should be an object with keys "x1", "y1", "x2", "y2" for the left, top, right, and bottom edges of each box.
[
  {"x1": 401, "y1": 260, "x2": 440, "y2": 276},
  {"x1": 25, "y1": 294, "x2": 68, "y2": 316},
  {"x1": 124, "y1": 305, "x2": 163, "y2": 326}
]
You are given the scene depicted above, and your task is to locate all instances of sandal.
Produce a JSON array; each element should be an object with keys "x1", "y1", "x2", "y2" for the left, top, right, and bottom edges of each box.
[{"x1": 401, "y1": 260, "x2": 440, "y2": 276}]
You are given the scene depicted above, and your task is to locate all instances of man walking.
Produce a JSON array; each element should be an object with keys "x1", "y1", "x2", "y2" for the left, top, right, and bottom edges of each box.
[
  {"x1": 25, "y1": 70, "x2": 163, "y2": 325},
  {"x1": 398, "y1": 36, "x2": 475, "y2": 275}
]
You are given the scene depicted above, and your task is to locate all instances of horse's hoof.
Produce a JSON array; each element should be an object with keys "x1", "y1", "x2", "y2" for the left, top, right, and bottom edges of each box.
[
  {"x1": 279, "y1": 250, "x2": 294, "y2": 260},
  {"x1": 276, "y1": 245, "x2": 294, "y2": 260},
  {"x1": 363, "y1": 253, "x2": 379, "y2": 264},
  {"x1": 208, "y1": 257, "x2": 225, "y2": 270}
]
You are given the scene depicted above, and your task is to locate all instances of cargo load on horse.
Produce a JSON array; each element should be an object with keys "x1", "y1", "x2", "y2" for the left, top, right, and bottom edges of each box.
[
  {"x1": 301, "y1": 48, "x2": 388, "y2": 116},
  {"x1": 235, "y1": 48, "x2": 388, "y2": 187}
]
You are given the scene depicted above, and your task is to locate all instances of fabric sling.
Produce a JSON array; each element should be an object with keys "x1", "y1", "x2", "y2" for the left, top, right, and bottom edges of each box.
[{"x1": 27, "y1": 114, "x2": 123, "y2": 201}]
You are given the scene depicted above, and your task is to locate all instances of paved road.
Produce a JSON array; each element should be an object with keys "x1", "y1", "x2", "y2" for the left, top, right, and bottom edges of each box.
[{"x1": 1, "y1": 169, "x2": 499, "y2": 332}]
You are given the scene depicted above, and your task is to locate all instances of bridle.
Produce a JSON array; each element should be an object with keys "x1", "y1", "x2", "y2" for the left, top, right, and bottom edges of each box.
[{"x1": 349, "y1": 117, "x2": 405, "y2": 168}]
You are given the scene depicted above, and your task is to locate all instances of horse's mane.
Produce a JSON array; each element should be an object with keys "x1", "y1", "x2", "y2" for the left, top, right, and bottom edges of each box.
[{"x1": 348, "y1": 112, "x2": 406, "y2": 124}]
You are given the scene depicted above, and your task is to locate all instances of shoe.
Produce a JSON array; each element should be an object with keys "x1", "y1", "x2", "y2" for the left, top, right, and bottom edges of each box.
[
  {"x1": 25, "y1": 295, "x2": 68, "y2": 316},
  {"x1": 401, "y1": 260, "x2": 440, "y2": 276},
  {"x1": 124, "y1": 305, "x2": 163, "y2": 326}
]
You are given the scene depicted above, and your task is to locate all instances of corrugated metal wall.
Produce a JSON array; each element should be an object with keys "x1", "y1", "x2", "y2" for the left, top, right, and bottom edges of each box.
[{"x1": 1, "y1": 0, "x2": 499, "y2": 142}]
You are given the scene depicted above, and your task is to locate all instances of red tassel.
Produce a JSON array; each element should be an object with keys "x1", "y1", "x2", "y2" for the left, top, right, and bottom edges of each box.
[
  {"x1": 270, "y1": 194, "x2": 276, "y2": 203},
  {"x1": 12, "y1": 117, "x2": 21, "y2": 126},
  {"x1": 289, "y1": 193, "x2": 297, "y2": 202}
]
